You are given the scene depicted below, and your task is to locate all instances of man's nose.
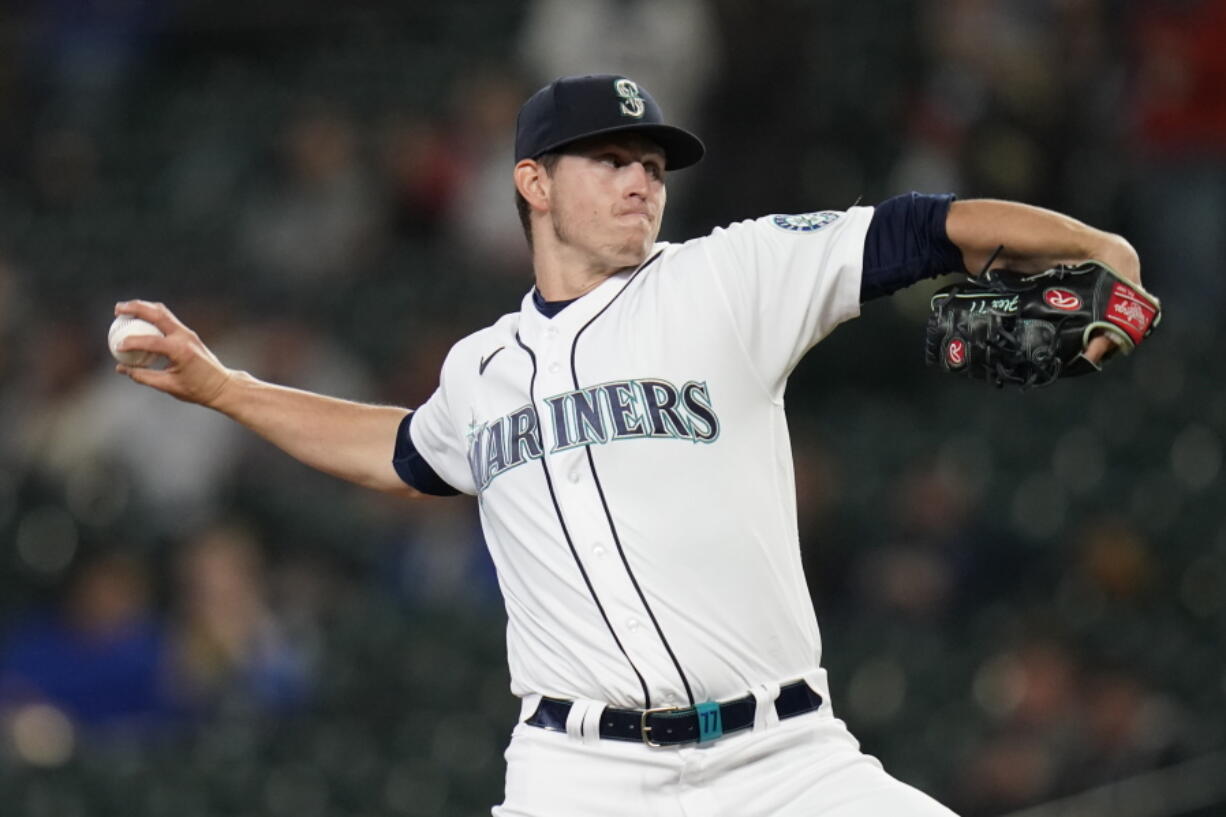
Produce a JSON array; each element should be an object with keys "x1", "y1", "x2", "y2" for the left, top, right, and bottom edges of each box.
[{"x1": 623, "y1": 162, "x2": 651, "y2": 195}]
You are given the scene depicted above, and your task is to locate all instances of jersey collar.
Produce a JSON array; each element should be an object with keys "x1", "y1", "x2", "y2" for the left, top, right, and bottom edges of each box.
[{"x1": 518, "y1": 246, "x2": 665, "y2": 343}]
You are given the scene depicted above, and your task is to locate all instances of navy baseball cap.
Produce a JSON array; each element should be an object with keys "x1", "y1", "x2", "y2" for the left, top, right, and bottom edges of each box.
[{"x1": 515, "y1": 74, "x2": 705, "y2": 170}]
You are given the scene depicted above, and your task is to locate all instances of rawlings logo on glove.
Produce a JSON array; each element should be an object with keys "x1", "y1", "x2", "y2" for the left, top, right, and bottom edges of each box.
[{"x1": 925, "y1": 260, "x2": 1161, "y2": 389}]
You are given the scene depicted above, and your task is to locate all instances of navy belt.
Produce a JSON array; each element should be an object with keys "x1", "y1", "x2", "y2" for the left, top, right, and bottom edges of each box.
[{"x1": 525, "y1": 679, "x2": 823, "y2": 747}]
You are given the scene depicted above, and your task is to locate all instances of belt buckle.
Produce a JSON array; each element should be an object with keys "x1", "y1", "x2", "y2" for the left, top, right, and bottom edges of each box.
[{"x1": 639, "y1": 705, "x2": 686, "y2": 747}]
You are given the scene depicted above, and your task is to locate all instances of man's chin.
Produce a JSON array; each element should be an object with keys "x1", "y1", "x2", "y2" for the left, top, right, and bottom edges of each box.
[
  {"x1": 615, "y1": 237, "x2": 656, "y2": 268},
  {"x1": 615, "y1": 249, "x2": 651, "y2": 270}
]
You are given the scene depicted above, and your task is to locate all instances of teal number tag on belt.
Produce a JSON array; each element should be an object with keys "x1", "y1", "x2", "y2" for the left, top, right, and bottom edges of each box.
[{"x1": 695, "y1": 701, "x2": 723, "y2": 743}]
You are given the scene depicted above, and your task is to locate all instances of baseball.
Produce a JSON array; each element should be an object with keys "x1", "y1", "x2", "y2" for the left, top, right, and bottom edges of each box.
[{"x1": 108, "y1": 315, "x2": 164, "y2": 368}]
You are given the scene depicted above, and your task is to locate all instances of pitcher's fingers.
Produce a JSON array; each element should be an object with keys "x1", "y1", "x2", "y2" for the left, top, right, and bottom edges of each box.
[
  {"x1": 1083, "y1": 334, "x2": 1116, "y2": 366},
  {"x1": 117, "y1": 333, "x2": 175, "y2": 358},
  {"x1": 114, "y1": 300, "x2": 187, "y2": 336},
  {"x1": 119, "y1": 364, "x2": 175, "y2": 391}
]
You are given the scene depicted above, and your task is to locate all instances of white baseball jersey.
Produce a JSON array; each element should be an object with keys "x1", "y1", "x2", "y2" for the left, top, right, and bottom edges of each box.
[{"x1": 407, "y1": 206, "x2": 873, "y2": 711}]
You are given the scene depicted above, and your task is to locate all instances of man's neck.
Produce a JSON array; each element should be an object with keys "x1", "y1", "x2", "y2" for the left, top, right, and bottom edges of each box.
[{"x1": 532, "y1": 244, "x2": 629, "y2": 301}]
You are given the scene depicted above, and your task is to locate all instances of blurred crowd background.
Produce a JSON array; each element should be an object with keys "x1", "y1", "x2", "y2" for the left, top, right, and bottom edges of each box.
[{"x1": 0, "y1": 1, "x2": 1224, "y2": 816}]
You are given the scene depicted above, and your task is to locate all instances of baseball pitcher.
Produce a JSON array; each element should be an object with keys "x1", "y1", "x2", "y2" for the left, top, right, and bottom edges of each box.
[{"x1": 115, "y1": 75, "x2": 1159, "y2": 817}]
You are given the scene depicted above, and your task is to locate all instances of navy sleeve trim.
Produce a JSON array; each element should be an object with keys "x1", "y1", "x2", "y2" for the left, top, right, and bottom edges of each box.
[
  {"x1": 860, "y1": 192, "x2": 965, "y2": 301},
  {"x1": 392, "y1": 412, "x2": 460, "y2": 496}
]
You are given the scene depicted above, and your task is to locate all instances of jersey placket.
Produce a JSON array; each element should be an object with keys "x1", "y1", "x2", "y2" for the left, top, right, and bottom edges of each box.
[{"x1": 525, "y1": 296, "x2": 691, "y2": 710}]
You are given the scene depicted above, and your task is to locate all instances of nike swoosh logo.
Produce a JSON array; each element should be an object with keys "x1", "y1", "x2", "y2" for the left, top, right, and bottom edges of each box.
[{"x1": 479, "y1": 346, "x2": 505, "y2": 375}]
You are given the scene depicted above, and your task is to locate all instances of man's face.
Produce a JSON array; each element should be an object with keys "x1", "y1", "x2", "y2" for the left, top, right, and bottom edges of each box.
[{"x1": 544, "y1": 134, "x2": 667, "y2": 271}]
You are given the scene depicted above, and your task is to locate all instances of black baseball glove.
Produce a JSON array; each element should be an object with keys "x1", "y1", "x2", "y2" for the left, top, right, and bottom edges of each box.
[{"x1": 925, "y1": 260, "x2": 1162, "y2": 389}]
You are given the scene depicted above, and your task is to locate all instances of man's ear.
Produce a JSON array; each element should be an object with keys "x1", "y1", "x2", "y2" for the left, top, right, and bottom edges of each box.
[{"x1": 515, "y1": 159, "x2": 550, "y2": 213}]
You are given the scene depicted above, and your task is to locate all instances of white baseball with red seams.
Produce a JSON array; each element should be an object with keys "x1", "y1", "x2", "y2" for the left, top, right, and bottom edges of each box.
[{"x1": 108, "y1": 315, "x2": 164, "y2": 368}]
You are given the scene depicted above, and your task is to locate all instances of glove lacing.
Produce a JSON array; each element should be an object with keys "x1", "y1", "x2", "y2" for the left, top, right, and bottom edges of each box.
[{"x1": 987, "y1": 323, "x2": 1062, "y2": 390}]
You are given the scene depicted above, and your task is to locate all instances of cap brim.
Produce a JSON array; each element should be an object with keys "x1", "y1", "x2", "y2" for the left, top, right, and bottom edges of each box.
[{"x1": 533, "y1": 122, "x2": 706, "y2": 171}]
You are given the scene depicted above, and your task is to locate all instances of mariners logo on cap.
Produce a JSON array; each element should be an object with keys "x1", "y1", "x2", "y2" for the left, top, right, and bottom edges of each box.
[{"x1": 614, "y1": 78, "x2": 646, "y2": 118}]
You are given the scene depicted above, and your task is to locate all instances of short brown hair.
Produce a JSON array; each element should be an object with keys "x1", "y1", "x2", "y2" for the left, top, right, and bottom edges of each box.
[{"x1": 515, "y1": 152, "x2": 561, "y2": 248}]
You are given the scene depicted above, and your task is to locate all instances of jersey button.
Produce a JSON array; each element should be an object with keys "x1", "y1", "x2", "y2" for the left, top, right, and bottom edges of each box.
[
  {"x1": 626, "y1": 618, "x2": 641, "y2": 632},
  {"x1": 568, "y1": 471, "x2": 580, "y2": 483},
  {"x1": 548, "y1": 362, "x2": 561, "y2": 374},
  {"x1": 592, "y1": 545, "x2": 606, "y2": 558}
]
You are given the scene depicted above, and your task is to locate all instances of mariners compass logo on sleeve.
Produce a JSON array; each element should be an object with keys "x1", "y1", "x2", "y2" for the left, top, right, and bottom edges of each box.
[{"x1": 772, "y1": 211, "x2": 841, "y2": 232}]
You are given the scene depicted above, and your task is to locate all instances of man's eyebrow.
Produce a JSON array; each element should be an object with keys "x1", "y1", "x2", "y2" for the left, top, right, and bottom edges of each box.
[
  {"x1": 629, "y1": 147, "x2": 666, "y2": 163},
  {"x1": 578, "y1": 140, "x2": 666, "y2": 166}
]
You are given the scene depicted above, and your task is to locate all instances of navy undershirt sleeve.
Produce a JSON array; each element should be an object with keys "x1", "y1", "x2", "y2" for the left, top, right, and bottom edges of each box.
[
  {"x1": 392, "y1": 411, "x2": 460, "y2": 496},
  {"x1": 860, "y1": 192, "x2": 966, "y2": 301}
]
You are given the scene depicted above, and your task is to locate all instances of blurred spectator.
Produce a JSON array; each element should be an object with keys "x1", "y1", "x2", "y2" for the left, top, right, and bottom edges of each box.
[
  {"x1": 0, "y1": 256, "x2": 26, "y2": 396},
  {"x1": 441, "y1": 70, "x2": 532, "y2": 279},
  {"x1": 919, "y1": 0, "x2": 1063, "y2": 202},
  {"x1": 385, "y1": 498, "x2": 498, "y2": 610},
  {"x1": 73, "y1": 372, "x2": 242, "y2": 533},
  {"x1": 6, "y1": 0, "x2": 165, "y2": 215},
  {"x1": 791, "y1": 432, "x2": 850, "y2": 608},
  {"x1": 861, "y1": 460, "x2": 966, "y2": 616},
  {"x1": 1130, "y1": 0, "x2": 1226, "y2": 159},
  {"x1": 856, "y1": 458, "x2": 1021, "y2": 618},
  {"x1": 0, "y1": 549, "x2": 169, "y2": 730},
  {"x1": 221, "y1": 315, "x2": 384, "y2": 550},
  {"x1": 377, "y1": 112, "x2": 468, "y2": 242},
  {"x1": 960, "y1": 731, "x2": 1059, "y2": 814},
  {"x1": 1075, "y1": 516, "x2": 1155, "y2": 602},
  {"x1": 888, "y1": 98, "x2": 965, "y2": 200},
  {"x1": 517, "y1": 0, "x2": 718, "y2": 135},
  {"x1": 29, "y1": 126, "x2": 100, "y2": 210},
  {"x1": 681, "y1": 0, "x2": 826, "y2": 231},
  {"x1": 17, "y1": 0, "x2": 164, "y2": 132},
  {"x1": 164, "y1": 521, "x2": 314, "y2": 714},
  {"x1": 379, "y1": 317, "x2": 460, "y2": 409},
  {"x1": 0, "y1": 18, "x2": 17, "y2": 176},
  {"x1": 1068, "y1": 668, "x2": 1182, "y2": 785},
  {"x1": 1127, "y1": 0, "x2": 1226, "y2": 321},
  {"x1": 0, "y1": 310, "x2": 101, "y2": 487},
  {"x1": 238, "y1": 105, "x2": 382, "y2": 306},
  {"x1": 959, "y1": 639, "x2": 1082, "y2": 813},
  {"x1": 959, "y1": 638, "x2": 1186, "y2": 814},
  {"x1": 219, "y1": 314, "x2": 378, "y2": 400}
]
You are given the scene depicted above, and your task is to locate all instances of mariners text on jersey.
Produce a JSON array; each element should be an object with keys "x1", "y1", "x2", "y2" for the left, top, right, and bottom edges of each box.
[{"x1": 466, "y1": 377, "x2": 720, "y2": 492}]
